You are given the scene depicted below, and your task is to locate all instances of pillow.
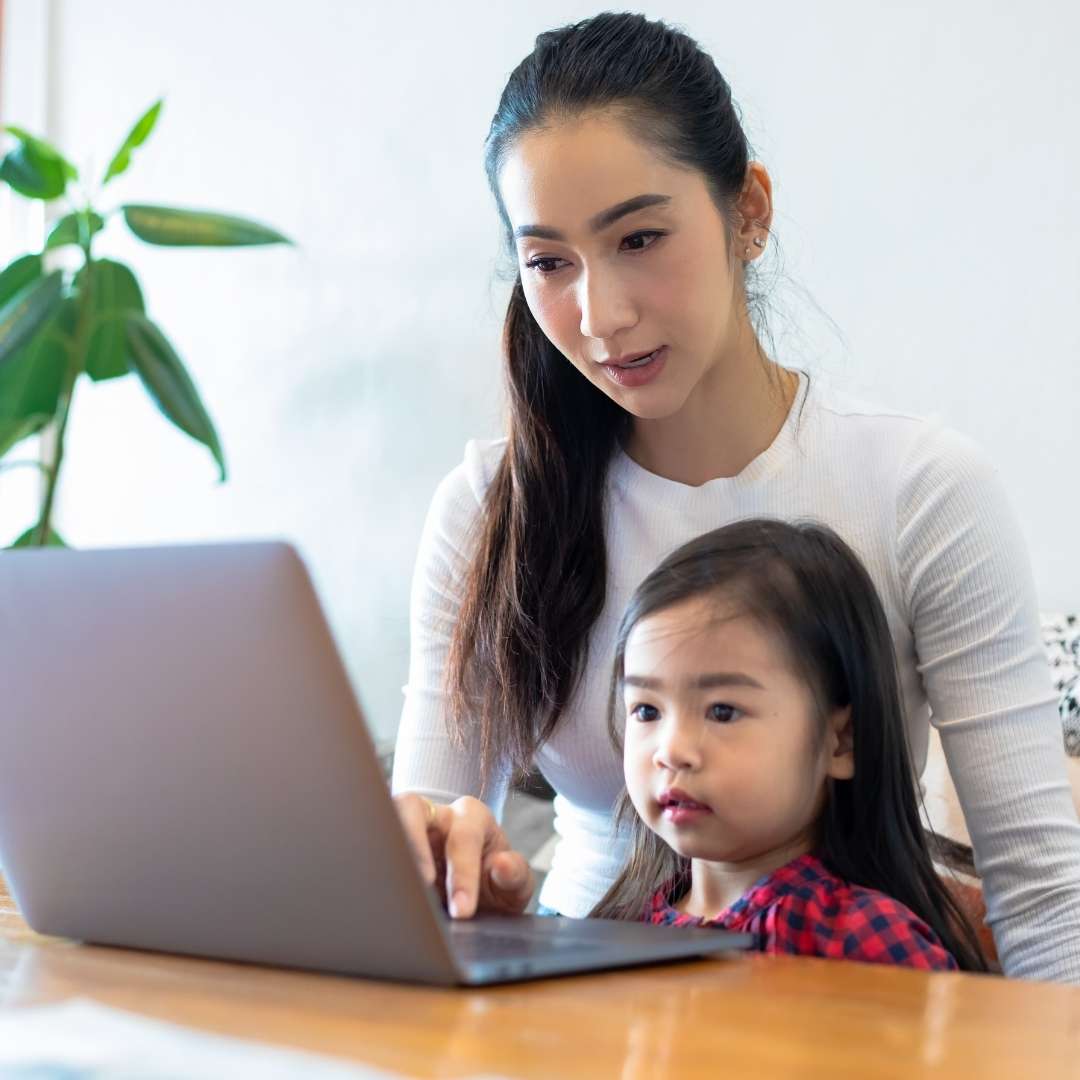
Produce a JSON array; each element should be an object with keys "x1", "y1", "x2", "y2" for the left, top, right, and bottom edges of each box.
[{"x1": 1042, "y1": 613, "x2": 1080, "y2": 756}]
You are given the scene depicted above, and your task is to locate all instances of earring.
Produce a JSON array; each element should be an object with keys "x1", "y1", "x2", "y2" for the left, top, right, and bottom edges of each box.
[
  {"x1": 743, "y1": 245, "x2": 751, "y2": 257},
  {"x1": 753, "y1": 236, "x2": 766, "y2": 248}
]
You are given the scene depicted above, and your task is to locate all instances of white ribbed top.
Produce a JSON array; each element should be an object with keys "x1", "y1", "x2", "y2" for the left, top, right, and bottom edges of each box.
[{"x1": 392, "y1": 370, "x2": 1080, "y2": 982}]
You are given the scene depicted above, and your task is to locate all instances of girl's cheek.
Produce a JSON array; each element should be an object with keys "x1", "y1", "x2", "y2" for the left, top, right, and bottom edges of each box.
[
  {"x1": 623, "y1": 760, "x2": 654, "y2": 822},
  {"x1": 623, "y1": 733, "x2": 652, "y2": 782}
]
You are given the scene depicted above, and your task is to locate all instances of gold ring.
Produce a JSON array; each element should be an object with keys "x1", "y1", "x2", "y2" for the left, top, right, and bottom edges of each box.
[{"x1": 420, "y1": 796, "x2": 437, "y2": 828}]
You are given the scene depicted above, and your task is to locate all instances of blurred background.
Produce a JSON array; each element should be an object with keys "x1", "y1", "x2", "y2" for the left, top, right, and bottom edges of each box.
[{"x1": 2, "y1": 0, "x2": 1077, "y2": 746}]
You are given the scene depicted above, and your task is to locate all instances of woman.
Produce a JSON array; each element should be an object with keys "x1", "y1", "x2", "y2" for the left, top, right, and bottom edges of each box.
[{"x1": 391, "y1": 11, "x2": 1080, "y2": 981}]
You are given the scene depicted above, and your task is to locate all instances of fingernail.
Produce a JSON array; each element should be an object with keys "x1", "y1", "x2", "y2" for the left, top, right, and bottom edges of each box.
[{"x1": 450, "y1": 889, "x2": 468, "y2": 918}]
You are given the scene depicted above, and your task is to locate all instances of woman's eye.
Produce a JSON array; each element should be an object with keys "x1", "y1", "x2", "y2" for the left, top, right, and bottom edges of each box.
[
  {"x1": 630, "y1": 703, "x2": 660, "y2": 722},
  {"x1": 524, "y1": 230, "x2": 665, "y2": 276},
  {"x1": 708, "y1": 703, "x2": 739, "y2": 723},
  {"x1": 525, "y1": 256, "x2": 566, "y2": 275},
  {"x1": 620, "y1": 229, "x2": 665, "y2": 253}
]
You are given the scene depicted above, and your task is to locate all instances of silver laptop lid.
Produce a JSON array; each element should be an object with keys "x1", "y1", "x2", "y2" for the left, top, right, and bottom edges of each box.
[{"x1": 0, "y1": 541, "x2": 460, "y2": 982}]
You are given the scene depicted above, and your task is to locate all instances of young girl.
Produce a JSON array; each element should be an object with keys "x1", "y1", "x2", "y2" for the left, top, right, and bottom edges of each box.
[
  {"x1": 591, "y1": 518, "x2": 988, "y2": 973},
  {"x1": 392, "y1": 12, "x2": 1080, "y2": 981}
]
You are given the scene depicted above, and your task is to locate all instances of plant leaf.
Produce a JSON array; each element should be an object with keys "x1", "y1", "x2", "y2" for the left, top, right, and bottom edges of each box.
[
  {"x1": 9, "y1": 523, "x2": 67, "y2": 548},
  {"x1": 0, "y1": 126, "x2": 77, "y2": 200},
  {"x1": 75, "y1": 260, "x2": 145, "y2": 381},
  {"x1": 0, "y1": 412, "x2": 52, "y2": 460},
  {"x1": 6, "y1": 127, "x2": 79, "y2": 180},
  {"x1": 0, "y1": 254, "x2": 42, "y2": 306},
  {"x1": 125, "y1": 312, "x2": 226, "y2": 480},
  {"x1": 83, "y1": 313, "x2": 130, "y2": 381},
  {"x1": 45, "y1": 210, "x2": 106, "y2": 251},
  {"x1": 102, "y1": 99, "x2": 163, "y2": 185},
  {"x1": 122, "y1": 204, "x2": 292, "y2": 247},
  {"x1": 0, "y1": 298, "x2": 73, "y2": 457},
  {"x1": 0, "y1": 271, "x2": 64, "y2": 369}
]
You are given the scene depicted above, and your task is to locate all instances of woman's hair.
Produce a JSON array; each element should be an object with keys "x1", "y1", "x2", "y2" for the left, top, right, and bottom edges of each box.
[
  {"x1": 446, "y1": 12, "x2": 770, "y2": 783},
  {"x1": 589, "y1": 518, "x2": 989, "y2": 974}
]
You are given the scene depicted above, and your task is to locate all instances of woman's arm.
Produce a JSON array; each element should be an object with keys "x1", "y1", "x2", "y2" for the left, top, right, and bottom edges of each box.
[
  {"x1": 391, "y1": 441, "x2": 532, "y2": 917},
  {"x1": 391, "y1": 444, "x2": 511, "y2": 814},
  {"x1": 897, "y1": 424, "x2": 1080, "y2": 982}
]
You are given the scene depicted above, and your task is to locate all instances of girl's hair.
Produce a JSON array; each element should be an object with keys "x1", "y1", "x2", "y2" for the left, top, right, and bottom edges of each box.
[
  {"x1": 447, "y1": 12, "x2": 771, "y2": 782},
  {"x1": 589, "y1": 518, "x2": 989, "y2": 974}
]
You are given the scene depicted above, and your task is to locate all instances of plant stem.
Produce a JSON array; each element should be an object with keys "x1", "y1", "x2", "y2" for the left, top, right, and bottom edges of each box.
[
  {"x1": 0, "y1": 460, "x2": 50, "y2": 476},
  {"x1": 33, "y1": 231, "x2": 94, "y2": 545}
]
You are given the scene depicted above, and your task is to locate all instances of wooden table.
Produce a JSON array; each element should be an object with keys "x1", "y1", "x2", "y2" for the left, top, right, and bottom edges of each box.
[{"x1": 2, "y1": 876, "x2": 1078, "y2": 1078}]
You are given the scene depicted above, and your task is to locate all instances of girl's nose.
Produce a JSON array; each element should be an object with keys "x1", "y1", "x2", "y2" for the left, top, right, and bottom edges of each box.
[
  {"x1": 578, "y1": 269, "x2": 636, "y2": 341},
  {"x1": 653, "y1": 717, "x2": 704, "y2": 773}
]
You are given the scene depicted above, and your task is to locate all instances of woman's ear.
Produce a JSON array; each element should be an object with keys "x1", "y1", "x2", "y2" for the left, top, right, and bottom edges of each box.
[
  {"x1": 735, "y1": 161, "x2": 773, "y2": 250},
  {"x1": 825, "y1": 705, "x2": 855, "y2": 780}
]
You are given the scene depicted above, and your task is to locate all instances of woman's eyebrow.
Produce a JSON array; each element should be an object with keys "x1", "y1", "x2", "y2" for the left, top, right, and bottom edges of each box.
[
  {"x1": 513, "y1": 193, "x2": 672, "y2": 241},
  {"x1": 624, "y1": 671, "x2": 764, "y2": 691}
]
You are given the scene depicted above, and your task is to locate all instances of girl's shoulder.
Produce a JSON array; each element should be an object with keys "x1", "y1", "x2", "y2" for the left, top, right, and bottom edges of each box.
[
  {"x1": 751, "y1": 854, "x2": 958, "y2": 971},
  {"x1": 646, "y1": 857, "x2": 956, "y2": 971}
]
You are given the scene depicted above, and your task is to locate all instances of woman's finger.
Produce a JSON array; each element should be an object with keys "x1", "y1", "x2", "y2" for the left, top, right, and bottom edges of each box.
[
  {"x1": 393, "y1": 793, "x2": 439, "y2": 886},
  {"x1": 480, "y1": 849, "x2": 534, "y2": 915},
  {"x1": 443, "y1": 800, "x2": 489, "y2": 918}
]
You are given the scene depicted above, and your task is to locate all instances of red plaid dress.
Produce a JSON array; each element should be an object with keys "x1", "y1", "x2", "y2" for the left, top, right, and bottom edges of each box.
[{"x1": 648, "y1": 852, "x2": 957, "y2": 970}]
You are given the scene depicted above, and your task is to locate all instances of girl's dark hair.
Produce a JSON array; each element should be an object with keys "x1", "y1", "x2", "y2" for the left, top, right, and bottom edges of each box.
[
  {"x1": 589, "y1": 518, "x2": 989, "y2": 974},
  {"x1": 447, "y1": 12, "x2": 768, "y2": 781}
]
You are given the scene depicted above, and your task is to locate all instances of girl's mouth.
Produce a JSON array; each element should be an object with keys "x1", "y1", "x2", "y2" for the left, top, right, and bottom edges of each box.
[{"x1": 658, "y1": 788, "x2": 712, "y2": 824}]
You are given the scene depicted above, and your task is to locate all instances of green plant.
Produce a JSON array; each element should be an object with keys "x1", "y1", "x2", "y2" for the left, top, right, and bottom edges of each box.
[{"x1": 0, "y1": 100, "x2": 291, "y2": 547}]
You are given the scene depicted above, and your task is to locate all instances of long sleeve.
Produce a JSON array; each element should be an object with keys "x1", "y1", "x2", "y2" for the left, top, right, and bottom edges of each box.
[
  {"x1": 391, "y1": 442, "x2": 511, "y2": 819},
  {"x1": 897, "y1": 424, "x2": 1080, "y2": 981}
]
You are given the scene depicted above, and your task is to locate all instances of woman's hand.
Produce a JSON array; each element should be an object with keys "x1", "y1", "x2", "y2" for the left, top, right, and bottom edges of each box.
[{"x1": 395, "y1": 793, "x2": 535, "y2": 918}]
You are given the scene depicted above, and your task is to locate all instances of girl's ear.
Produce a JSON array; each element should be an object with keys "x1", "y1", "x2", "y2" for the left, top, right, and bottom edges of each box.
[{"x1": 825, "y1": 705, "x2": 855, "y2": 780}]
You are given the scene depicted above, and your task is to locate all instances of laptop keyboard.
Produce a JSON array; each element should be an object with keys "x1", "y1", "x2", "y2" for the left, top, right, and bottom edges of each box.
[{"x1": 449, "y1": 928, "x2": 598, "y2": 962}]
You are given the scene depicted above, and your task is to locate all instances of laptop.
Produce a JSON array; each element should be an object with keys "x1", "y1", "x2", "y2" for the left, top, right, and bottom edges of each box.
[{"x1": 0, "y1": 540, "x2": 751, "y2": 985}]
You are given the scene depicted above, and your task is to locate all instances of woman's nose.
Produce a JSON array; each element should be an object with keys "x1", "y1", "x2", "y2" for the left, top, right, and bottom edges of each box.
[{"x1": 578, "y1": 269, "x2": 636, "y2": 341}]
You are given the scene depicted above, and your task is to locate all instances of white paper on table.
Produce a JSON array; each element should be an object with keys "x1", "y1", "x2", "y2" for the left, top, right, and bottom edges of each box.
[{"x1": 0, "y1": 997, "x2": 478, "y2": 1079}]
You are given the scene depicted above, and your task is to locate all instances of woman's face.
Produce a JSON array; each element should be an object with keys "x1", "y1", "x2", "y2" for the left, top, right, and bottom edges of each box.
[{"x1": 497, "y1": 112, "x2": 760, "y2": 420}]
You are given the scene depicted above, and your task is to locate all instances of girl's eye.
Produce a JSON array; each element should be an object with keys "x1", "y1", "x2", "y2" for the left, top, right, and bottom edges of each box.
[
  {"x1": 524, "y1": 230, "x2": 666, "y2": 276},
  {"x1": 708, "y1": 703, "x2": 739, "y2": 723},
  {"x1": 630, "y1": 703, "x2": 660, "y2": 723}
]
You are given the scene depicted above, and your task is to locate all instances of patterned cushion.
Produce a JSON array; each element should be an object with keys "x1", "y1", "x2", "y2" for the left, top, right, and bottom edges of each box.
[{"x1": 1042, "y1": 613, "x2": 1080, "y2": 756}]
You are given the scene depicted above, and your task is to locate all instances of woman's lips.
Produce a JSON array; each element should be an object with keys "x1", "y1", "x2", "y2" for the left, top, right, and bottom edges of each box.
[{"x1": 600, "y1": 345, "x2": 667, "y2": 388}]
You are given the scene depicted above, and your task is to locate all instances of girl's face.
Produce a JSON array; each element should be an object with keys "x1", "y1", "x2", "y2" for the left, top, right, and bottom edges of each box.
[
  {"x1": 622, "y1": 595, "x2": 853, "y2": 868},
  {"x1": 497, "y1": 113, "x2": 764, "y2": 421}
]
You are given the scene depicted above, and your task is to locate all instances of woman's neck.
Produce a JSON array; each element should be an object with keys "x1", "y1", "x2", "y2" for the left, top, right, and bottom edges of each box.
[
  {"x1": 675, "y1": 833, "x2": 815, "y2": 922},
  {"x1": 624, "y1": 339, "x2": 799, "y2": 488}
]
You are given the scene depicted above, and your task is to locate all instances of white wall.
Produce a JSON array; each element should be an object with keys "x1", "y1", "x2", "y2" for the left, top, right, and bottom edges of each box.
[{"x1": 2, "y1": 0, "x2": 1078, "y2": 742}]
